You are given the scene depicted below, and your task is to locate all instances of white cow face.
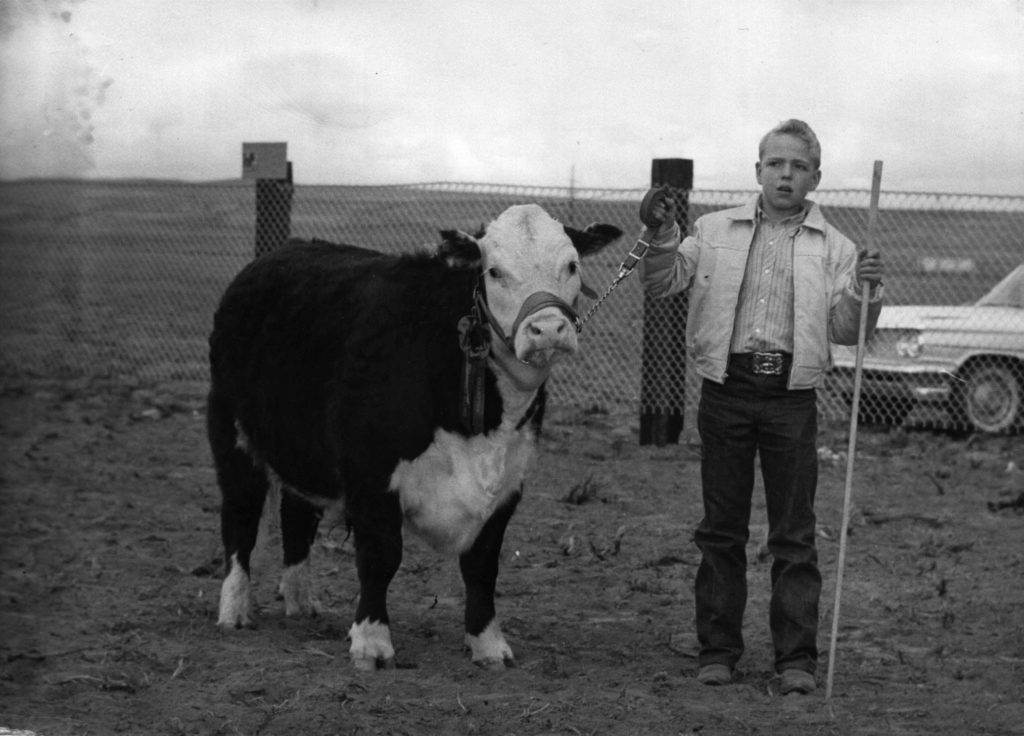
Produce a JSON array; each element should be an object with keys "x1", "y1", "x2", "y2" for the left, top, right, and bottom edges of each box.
[{"x1": 477, "y1": 205, "x2": 583, "y2": 369}]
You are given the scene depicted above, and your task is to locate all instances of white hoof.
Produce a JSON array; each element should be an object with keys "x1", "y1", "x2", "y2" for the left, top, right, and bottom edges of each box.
[
  {"x1": 278, "y1": 560, "x2": 322, "y2": 617},
  {"x1": 351, "y1": 653, "x2": 397, "y2": 671},
  {"x1": 349, "y1": 620, "x2": 395, "y2": 671},
  {"x1": 465, "y1": 620, "x2": 514, "y2": 669},
  {"x1": 217, "y1": 554, "x2": 254, "y2": 630}
]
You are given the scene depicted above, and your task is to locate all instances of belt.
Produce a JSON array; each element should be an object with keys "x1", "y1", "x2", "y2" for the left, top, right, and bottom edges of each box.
[{"x1": 729, "y1": 351, "x2": 792, "y2": 376}]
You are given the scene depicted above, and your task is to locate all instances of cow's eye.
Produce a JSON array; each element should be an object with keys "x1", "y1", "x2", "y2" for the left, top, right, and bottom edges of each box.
[
  {"x1": 568, "y1": 261, "x2": 580, "y2": 276},
  {"x1": 487, "y1": 267, "x2": 502, "y2": 280}
]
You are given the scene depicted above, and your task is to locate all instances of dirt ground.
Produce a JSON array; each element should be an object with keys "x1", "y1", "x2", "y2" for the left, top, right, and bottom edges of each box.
[{"x1": 1, "y1": 379, "x2": 1022, "y2": 736}]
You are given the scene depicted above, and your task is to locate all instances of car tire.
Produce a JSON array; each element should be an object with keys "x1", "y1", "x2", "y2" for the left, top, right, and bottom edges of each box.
[{"x1": 954, "y1": 361, "x2": 1023, "y2": 434}]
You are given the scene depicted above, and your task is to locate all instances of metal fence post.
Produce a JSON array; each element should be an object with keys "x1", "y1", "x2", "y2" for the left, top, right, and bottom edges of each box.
[
  {"x1": 639, "y1": 158, "x2": 692, "y2": 446},
  {"x1": 255, "y1": 164, "x2": 293, "y2": 259},
  {"x1": 242, "y1": 142, "x2": 293, "y2": 258}
]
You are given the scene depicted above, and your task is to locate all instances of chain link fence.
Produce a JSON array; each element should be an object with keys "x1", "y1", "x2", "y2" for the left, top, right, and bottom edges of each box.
[{"x1": 1, "y1": 180, "x2": 1021, "y2": 433}]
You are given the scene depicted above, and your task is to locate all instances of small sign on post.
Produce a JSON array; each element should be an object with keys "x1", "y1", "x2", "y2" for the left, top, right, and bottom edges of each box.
[
  {"x1": 242, "y1": 142, "x2": 289, "y2": 181},
  {"x1": 242, "y1": 142, "x2": 293, "y2": 259}
]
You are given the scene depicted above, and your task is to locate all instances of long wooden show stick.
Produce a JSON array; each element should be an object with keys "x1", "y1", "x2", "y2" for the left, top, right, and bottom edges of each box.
[{"x1": 826, "y1": 160, "x2": 883, "y2": 700}]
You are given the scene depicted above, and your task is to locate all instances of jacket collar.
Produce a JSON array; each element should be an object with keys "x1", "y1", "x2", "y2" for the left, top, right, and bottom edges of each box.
[{"x1": 729, "y1": 194, "x2": 827, "y2": 233}]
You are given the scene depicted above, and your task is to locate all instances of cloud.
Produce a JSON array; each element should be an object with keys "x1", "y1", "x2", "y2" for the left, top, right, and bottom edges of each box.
[
  {"x1": 0, "y1": 0, "x2": 1021, "y2": 193},
  {"x1": 242, "y1": 53, "x2": 395, "y2": 131},
  {"x1": 0, "y1": 0, "x2": 112, "y2": 178}
]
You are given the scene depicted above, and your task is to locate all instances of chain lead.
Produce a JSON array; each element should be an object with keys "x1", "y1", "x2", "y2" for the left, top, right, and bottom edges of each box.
[
  {"x1": 579, "y1": 237, "x2": 653, "y2": 330},
  {"x1": 578, "y1": 184, "x2": 676, "y2": 330}
]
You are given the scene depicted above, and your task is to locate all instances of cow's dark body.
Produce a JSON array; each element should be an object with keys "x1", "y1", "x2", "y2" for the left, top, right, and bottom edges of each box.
[
  {"x1": 209, "y1": 205, "x2": 620, "y2": 669},
  {"x1": 208, "y1": 240, "x2": 539, "y2": 666},
  {"x1": 209, "y1": 240, "x2": 520, "y2": 487}
]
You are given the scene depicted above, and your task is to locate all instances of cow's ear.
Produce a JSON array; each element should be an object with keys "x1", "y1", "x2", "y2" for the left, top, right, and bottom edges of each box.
[
  {"x1": 564, "y1": 223, "x2": 624, "y2": 257},
  {"x1": 437, "y1": 229, "x2": 482, "y2": 267}
]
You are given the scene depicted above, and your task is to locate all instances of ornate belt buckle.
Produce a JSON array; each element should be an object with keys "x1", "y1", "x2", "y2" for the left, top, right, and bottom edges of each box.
[{"x1": 752, "y1": 351, "x2": 784, "y2": 375}]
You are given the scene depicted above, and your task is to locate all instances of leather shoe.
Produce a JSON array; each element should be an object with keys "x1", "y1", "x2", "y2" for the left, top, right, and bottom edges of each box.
[
  {"x1": 779, "y1": 668, "x2": 816, "y2": 695},
  {"x1": 696, "y1": 663, "x2": 733, "y2": 686}
]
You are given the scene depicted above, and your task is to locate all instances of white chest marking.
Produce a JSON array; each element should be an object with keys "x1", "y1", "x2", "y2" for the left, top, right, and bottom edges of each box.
[{"x1": 389, "y1": 422, "x2": 535, "y2": 554}]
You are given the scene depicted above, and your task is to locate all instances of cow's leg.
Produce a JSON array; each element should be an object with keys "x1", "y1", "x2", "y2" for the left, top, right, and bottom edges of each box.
[
  {"x1": 460, "y1": 490, "x2": 521, "y2": 669},
  {"x1": 348, "y1": 492, "x2": 403, "y2": 670},
  {"x1": 208, "y1": 393, "x2": 268, "y2": 630},
  {"x1": 278, "y1": 490, "x2": 324, "y2": 617}
]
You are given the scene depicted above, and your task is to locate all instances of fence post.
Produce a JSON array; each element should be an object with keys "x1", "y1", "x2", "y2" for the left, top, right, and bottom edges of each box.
[
  {"x1": 255, "y1": 164, "x2": 293, "y2": 258},
  {"x1": 242, "y1": 142, "x2": 293, "y2": 258},
  {"x1": 639, "y1": 158, "x2": 692, "y2": 446}
]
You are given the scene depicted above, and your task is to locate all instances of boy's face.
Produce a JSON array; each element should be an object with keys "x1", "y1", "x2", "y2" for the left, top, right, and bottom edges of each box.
[{"x1": 755, "y1": 133, "x2": 821, "y2": 218}]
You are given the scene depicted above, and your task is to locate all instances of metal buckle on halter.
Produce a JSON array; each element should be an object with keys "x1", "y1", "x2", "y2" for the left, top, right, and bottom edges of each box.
[
  {"x1": 616, "y1": 239, "x2": 652, "y2": 281},
  {"x1": 751, "y1": 351, "x2": 785, "y2": 375}
]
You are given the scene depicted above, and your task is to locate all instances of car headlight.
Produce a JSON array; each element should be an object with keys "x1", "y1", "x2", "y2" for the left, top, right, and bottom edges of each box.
[{"x1": 895, "y1": 332, "x2": 923, "y2": 358}]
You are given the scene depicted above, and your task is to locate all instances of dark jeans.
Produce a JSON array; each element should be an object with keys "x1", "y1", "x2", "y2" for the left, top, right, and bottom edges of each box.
[{"x1": 694, "y1": 355, "x2": 821, "y2": 674}]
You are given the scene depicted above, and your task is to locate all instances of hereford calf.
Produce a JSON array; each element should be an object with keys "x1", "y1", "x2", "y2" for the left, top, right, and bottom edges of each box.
[{"x1": 208, "y1": 204, "x2": 620, "y2": 669}]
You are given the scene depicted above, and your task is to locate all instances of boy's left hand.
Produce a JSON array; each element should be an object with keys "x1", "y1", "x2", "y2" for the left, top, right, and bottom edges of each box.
[{"x1": 856, "y1": 249, "x2": 884, "y2": 290}]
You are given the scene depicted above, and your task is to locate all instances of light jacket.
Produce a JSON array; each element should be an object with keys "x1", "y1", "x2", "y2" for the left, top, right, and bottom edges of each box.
[{"x1": 639, "y1": 195, "x2": 883, "y2": 390}]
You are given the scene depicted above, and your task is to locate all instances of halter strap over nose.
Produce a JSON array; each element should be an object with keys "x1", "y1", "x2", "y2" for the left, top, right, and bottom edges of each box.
[
  {"x1": 511, "y1": 291, "x2": 582, "y2": 338},
  {"x1": 474, "y1": 277, "x2": 581, "y2": 354}
]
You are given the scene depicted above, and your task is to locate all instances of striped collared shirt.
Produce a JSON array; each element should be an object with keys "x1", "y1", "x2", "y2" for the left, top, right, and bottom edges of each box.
[{"x1": 728, "y1": 201, "x2": 807, "y2": 353}]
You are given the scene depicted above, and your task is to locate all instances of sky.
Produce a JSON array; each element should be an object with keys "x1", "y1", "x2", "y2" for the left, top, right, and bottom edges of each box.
[{"x1": 1, "y1": 0, "x2": 1022, "y2": 194}]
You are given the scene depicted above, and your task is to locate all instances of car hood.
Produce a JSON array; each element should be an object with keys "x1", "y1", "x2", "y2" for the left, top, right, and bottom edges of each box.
[{"x1": 878, "y1": 305, "x2": 1024, "y2": 333}]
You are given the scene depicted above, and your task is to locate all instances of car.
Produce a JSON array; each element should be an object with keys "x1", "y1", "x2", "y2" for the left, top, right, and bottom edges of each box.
[{"x1": 829, "y1": 263, "x2": 1024, "y2": 434}]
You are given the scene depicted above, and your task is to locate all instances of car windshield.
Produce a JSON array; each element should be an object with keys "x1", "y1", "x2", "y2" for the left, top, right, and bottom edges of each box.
[{"x1": 975, "y1": 263, "x2": 1024, "y2": 308}]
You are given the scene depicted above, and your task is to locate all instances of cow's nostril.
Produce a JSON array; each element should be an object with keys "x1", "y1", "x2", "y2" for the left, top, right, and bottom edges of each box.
[{"x1": 526, "y1": 316, "x2": 572, "y2": 339}]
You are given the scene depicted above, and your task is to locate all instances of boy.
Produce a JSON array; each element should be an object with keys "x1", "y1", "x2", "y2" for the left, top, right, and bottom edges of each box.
[{"x1": 640, "y1": 119, "x2": 884, "y2": 694}]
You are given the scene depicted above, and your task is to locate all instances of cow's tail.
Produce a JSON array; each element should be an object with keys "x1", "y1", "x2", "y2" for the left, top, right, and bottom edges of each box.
[
  {"x1": 207, "y1": 388, "x2": 273, "y2": 573},
  {"x1": 206, "y1": 388, "x2": 249, "y2": 469}
]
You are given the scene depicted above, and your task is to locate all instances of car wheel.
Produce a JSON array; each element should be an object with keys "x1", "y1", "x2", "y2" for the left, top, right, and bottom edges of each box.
[{"x1": 955, "y1": 362, "x2": 1023, "y2": 434}]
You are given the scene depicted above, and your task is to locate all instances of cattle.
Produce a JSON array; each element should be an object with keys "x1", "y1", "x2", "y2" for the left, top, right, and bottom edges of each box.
[{"x1": 208, "y1": 204, "x2": 622, "y2": 670}]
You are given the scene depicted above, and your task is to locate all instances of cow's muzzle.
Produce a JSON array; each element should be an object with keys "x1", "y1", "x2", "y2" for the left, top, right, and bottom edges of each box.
[{"x1": 474, "y1": 283, "x2": 580, "y2": 360}]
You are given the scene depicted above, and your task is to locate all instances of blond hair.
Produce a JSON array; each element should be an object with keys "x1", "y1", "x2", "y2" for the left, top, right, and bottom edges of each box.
[{"x1": 759, "y1": 119, "x2": 821, "y2": 169}]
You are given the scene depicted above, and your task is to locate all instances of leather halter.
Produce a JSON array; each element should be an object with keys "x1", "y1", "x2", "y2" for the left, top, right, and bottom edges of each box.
[
  {"x1": 457, "y1": 276, "x2": 580, "y2": 434},
  {"x1": 457, "y1": 304, "x2": 490, "y2": 436},
  {"x1": 472, "y1": 279, "x2": 581, "y2": 354}
]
